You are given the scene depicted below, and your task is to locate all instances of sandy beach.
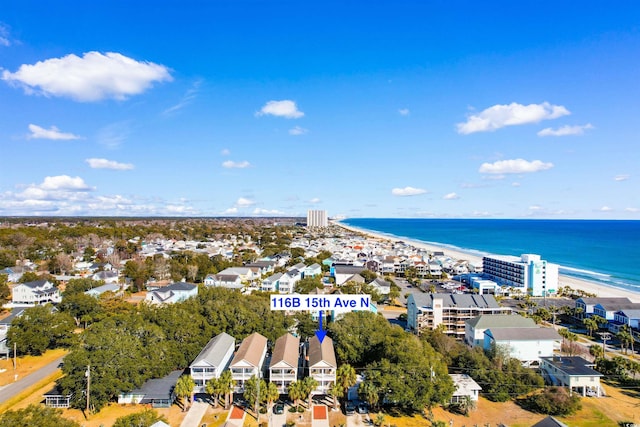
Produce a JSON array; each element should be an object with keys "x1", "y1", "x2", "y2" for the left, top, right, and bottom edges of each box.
[{"x1": 335, "y1": 222, "x2": 640, "y2": 303}]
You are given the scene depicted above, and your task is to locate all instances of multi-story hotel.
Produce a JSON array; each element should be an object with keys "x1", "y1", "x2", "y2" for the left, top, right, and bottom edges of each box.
[
  {"x1": 482, "y1": 254, "x2": 558, "y2": 297},
  {"x1": 307, "y1": 210, "x2": 328, "y2": 228}
]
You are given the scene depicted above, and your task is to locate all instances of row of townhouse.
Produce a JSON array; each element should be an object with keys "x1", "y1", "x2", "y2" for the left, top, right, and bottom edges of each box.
[
  {"x1": 575, "y1": 296, "x2": 640, "y2": 340},
  {"x1": 188, "y1": 332, "x2": 337, "y2": 395}
]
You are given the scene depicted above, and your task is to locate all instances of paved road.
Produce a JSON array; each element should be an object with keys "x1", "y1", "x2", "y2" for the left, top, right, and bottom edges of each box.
[{"x1": 0, "y1": 355, "x2": 65, "y2": 404}]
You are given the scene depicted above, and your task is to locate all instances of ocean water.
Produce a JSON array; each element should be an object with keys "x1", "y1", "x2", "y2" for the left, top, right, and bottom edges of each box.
[{"x1": 340, "y1": 218, "x2": 640, "y2": 295}]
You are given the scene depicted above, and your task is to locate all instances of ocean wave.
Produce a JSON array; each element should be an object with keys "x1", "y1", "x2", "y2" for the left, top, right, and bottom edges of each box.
[{"x1": 558, "y1": 266, "x2": 612, "y2": 278}]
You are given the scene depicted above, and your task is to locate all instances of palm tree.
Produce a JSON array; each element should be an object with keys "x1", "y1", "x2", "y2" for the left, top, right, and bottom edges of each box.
[
  {"x1": 302, "y1": 376, "x2": 318, "y2": 409},
  {"x1": 175, "y1": 375, "x2": 195, "y2": 412},
  {"x1": 205, "y1": 377, "x2": 222, "y2": 407},
  {"x1": 288, "y1": 380, "x2": 305, "y2": 408},
  {"x1": 358, "y1": 380, "x2": 379, "y2": 411},
  {"x1": 218, "y1": 370, "x2": 234, "y2": 409},
  {"x1": 336, "y1": 364, "x2": 357, "y2": 406},
  {"x1": 264, "y1": 381, "x2": 279, "y2": 411},
  {"x1": 617, "y1": 325, "x2": 634, "y2": 355},
  {"x1": 583, "y1": 317, "x2": 599, "y2": 337},
  {"x1": 328, "y1": 382, "x2": 344, "y2": 410}
]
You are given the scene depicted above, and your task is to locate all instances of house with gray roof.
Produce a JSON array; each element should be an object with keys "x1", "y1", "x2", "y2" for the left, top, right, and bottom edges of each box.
[
  {"x1": 333, "y1": 265, "x2": 366, "y2": 286},
  {"x1": 12, "y1": 280, "x2": 61, "y2": 305},
  {"x1": 269, "y1": 333, "x2": 300, "y2": 394},
  {"x1": 540, "y1": 356, "x2": 603, "y2": 397},
  {"x1": 190, "y1": 332, "x2": 236, "y2": 392},
  {"x1": 261, "y1": 272, "x2": 283, "y2": 292},
  {"x1": 145, "y1": 282, "x2": 198, "y2": 305},
  {"x1": 84, "y1": 283, "x2": 120, "y2": 298},
  {"x1": 407, "y1": 293, "x2": 511, "y2": 338},
  {"x1": 575, "y1": 297, "x2": 632, "y2": 319},
  {"x1": 465, "y1": 314, "x2": 536, "y2": 347},
  {"x1": 484, "y1": 327, "x2": 561, "y2": 367},
  {"x1": 118, "y1": 370, "x2": 182, "y2": 407}
]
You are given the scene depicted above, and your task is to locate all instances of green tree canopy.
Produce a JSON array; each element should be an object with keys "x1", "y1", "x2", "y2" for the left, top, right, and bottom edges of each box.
[
  {"x1": 0, "y1": 404, "x2": 81, "y2": 427},
  {"x1": 113, "y1": 408, "x2": 168, "y2": 427},
  {"x1": 7, "y1": 305, "x2": 76, "y2": 356}
]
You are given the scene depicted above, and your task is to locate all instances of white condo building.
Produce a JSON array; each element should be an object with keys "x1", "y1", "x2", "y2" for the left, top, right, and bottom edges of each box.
[
  {"x1": 482, "y1": 254, "x2": 558, "y2": 297},
  {"x1": 307, "y1": 210, "x2": 328, "y2": 228}
]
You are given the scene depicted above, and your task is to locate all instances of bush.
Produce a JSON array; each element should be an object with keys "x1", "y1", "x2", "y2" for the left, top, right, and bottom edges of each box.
[{"x1": 521, "y1": 387, "x2": 582, "y2": 416}]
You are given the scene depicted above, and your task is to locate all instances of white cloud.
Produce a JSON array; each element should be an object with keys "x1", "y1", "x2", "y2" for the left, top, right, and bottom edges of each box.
[
  {"x1": 252, "y1": 208, "x2": 285, "y2": 216},
  {"x1": 537, "y1": 123, "x2": 594, "y2": 137},
  {"x1": 398, "y1": 108, "x2": 410, "y2": 116},
  {"x1": 40, "y1": 175, "x2": 93, "y2": 191},
  {"x1": 236, "y1": 197, "x2": 255, "y2": 207},
  {"x1": 256, "y1": 100, "x2": 304, "y2": 119},
  {"x1": 163, "y1": 79, "x2": 202, "y2": 115},
  {"x1": 221, "y1": 148, "x2": 231, "y2": 156},
  {"x1": 96, "y1": 122, "x2": 130, "y2": 149},
  {"x1": 27, "y1": 124, "x2": 81, "y2": 140},
  {"x1": 0, "y1": 23, "x2": 11, "y2": 47},
  {"x1": 457, "y1": 102, "x2": 570, "y2": 134},
  {"x1": 614, "y1": 174, "x2": 630, "y2": 182},
  {"x1": 309, "y1": 197, "x2": 321, "y2": 204},
  {"x1": 512, "y1": 182, "x2": 521, "y2": 187},
  {"x1": 443, "y1": 192, "x2": 459, "y2": 200},
  {"x1": 479, "y1": 159, "x2": 554, "y2": 174},
  {"x1": 222, "y1": 160, "x2": 251, "y2": 169},
  {"x1": 391, "y1": 186, "x2": 427, "y2": 196},
  {"x1": 2, "y1": 51, "x2": 172, "y2": 102},
  {"x1": 289, "y1": 126, "x2": 308, "y2": 135},
  {"x1": 600, "y1": 206, "x2": 613, "y2": 212},
  {"x1": 86, "y1": 158, "x2": 134, "y2": 170},
  {"x1": 625, "y1": 207, "x2": 639, "y2": 213},
  {"x1": 223, "y1": 207, "x2": 238, "y2": 215}
]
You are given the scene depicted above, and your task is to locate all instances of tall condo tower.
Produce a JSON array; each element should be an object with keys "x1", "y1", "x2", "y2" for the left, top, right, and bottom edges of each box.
[{"x1": 307, "y1": 210, "x2": 328, "y2": 228}]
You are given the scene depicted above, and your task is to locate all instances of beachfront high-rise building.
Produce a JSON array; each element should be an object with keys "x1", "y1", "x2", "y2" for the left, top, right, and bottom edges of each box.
[
  {"x1": 307, "y1": 210, "x2": 328, "y2": 228},
  {"x1": 482, "y1": 254, "x2": 558, "y2": 297}
]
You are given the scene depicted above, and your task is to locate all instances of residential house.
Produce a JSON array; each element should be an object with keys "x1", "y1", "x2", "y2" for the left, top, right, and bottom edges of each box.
[
  {"x1": 269, "y1": 333, "x2": 300, "y2": 394},
  {"x1": 303, "y1": 263, "x2": 322, "y2": 278},
  {"x1": 84, "y1": 283, "x2": 120, "y2": 298},
  {"x1": 118, "y1": 370, "x2": 182, "y2": 407},
  {"x1": 189, "y1": 332, "x2": 236, "y2": 393},
  {"x1": 333, "y1": 265, "x2": 365, "y2": 286},
  {"x1": 307, "y1": 335, "x2": 337, "y2": 395},
  {"x1": 145, "y1": 282, "x2": 198, "y2": 305},
  {"x1": 574, "y1": 297, "x2": 631, "y2": 319},
  {"x1": 230, "y1": 332, "x2": 268, "y2": 392},
  {"x1": 407, "y1": 293, "x2": 511, "y2": 339},
  {"x1": 594, "y1": 301, "x2": 640, "y2": 322},
  {"x1": 12, "y1": 280, "x2": 61, "y2": 305},
  {"x1": 610, "y1": 308, "x2": 640, "y2": 334},
  {"x1": 278, "y1": 269, "x2": 301, "y2": 294},
  {"x1": 245, "y1": 260, "x2": 276, "y2": 276},
  {"x1": 91, "y1": 270, "x2": 119, "y2": 284},
  {"x1": 483, "y1": 327, "x2": 561, "y2": 367},
  {"x1": 368, "y1": 277, "x2": 391, "y2": 296},
  {"x1": 44, "y1": 387, "x2": 73, "y2": 408},
  {"x1": 0, "y1": 308, "x2": 25, "y2": 334},
  {"x1": 540, "y1": 356, "x2": 603, "y2": 397},
  {"x1": 0, "y1": 265, "x2": 32, "y2": 283},
  {"x1": 261, "y1": 273, "x2": 283, "y2": 293},
  {"x1": 449, "y1": 374, "x2": 482, "y2": 404},
  {"x1": 205, "y1": 274, "x2": 243, "y2": 289},
  {"x1": 465, "y1": 314, "x2": 536, "y2": 347}
]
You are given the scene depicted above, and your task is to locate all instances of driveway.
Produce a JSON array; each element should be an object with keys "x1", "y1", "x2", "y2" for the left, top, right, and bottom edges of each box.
[
  {"x1": 269, "y1": 403, "x2": 287, "y2": 427},
  {"x1": 180, "y1": 400, "x2": 209, "y2": 427}
]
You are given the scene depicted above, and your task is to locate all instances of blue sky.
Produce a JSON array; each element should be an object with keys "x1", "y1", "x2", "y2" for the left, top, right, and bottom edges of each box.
[{"x1": 1, "y1": 1, "x2": 639, "y2": 219}]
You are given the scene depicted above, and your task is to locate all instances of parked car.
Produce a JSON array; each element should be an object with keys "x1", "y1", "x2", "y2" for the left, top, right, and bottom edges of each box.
[
  {"x1": 345, "y1": 401, "x2": 356, "y2": 415},
  {"x1": 273, "y1": 402, "x2": 285, "y2": 414},
  {"x1": 357, "y1": 403, "x2": 369, "y2": 414}
]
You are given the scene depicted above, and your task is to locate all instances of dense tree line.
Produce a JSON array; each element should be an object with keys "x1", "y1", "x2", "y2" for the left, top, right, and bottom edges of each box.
[
  {"x1": 54, "y1": 286, "x2": 292, "y2": 411},
  {"x1": 328, "y1": 311, "x2": 454, "y2": 413},
  {"x1": 423, "y1": 330, "x2": 544, "y2": 402}
]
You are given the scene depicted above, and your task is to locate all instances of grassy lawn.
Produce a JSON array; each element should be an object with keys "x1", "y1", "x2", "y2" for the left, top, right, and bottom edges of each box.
[{"x1": 0, "y1": 348, "x2": 67, "y2": 387}]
